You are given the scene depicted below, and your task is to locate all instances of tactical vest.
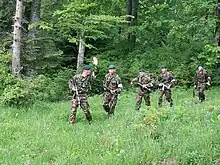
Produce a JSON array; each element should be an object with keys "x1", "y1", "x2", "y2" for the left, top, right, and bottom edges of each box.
[
  {"x1": 105, "y1": 74, "x2": 121, "y2": 90},
  {"x1": 138, "y1": 75, "x2": 151, "y2": 84},
  {"x1": 196, "y1": 70, "x2": 208, "y2": 83},
  {"x1": 159, "y1": 72, "x2": 173, "y2": 84},
  {"x1": 74, "y1": 74, "x2": 91, "y2": 93}
]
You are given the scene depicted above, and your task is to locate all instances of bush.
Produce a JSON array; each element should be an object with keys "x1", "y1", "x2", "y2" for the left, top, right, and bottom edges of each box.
[
  {"x1": 0, "y1": 68, "x2": 73, "y2": 107},
  {"x1": 0, "y1": 78, "x2": 34, "y2": 107}
]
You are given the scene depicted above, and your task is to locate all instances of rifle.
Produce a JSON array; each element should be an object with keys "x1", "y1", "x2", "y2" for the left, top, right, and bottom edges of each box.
[
  {"x1": 158, "y1": 83, "x2": 170, "y2": 91},
  {"x1": 73, "y1": 80, "x2": 81, "y2": 104},
  {"x1": 193, "y1": 87, "x2": 195, "y2": 97},
  {"x1": 109, "y1": 90, "x2": 118, "y2": 111},
  {"x1": 137, "y1": 83, "x2": 152, "y2": 92}
]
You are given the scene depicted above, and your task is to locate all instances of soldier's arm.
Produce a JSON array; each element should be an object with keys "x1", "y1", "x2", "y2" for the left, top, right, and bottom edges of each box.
[
  {"x1": 69, "y1": 76, "x2": 77, "y2": 92},
  {"x1": 91, "y1": 65, "x2": 99, "y2": 80},
  {"x1": 169, "y1": 72, "x2": 176, "y2": 86},
  {"x1": 157, "y1": 74, "x2": 162, "y2": 82},
  {"x1": 117, "y1": 77, "x2": 123, "y2": 93},
  {"x1": 147, "y1": 76, "x2": 154, "y2": 87},
  {"x1": 130, "y1": 77, "x2": 138, "y2": 85},
  {"x1": 194, "y1": 72, "x2": 198, "y2": 86},
  {"x1": 103, "y1": 75, "x2": 110, "y2": 91},
  {"x1": 205, "y1": 71, "x2": 211, "y2": 85}
]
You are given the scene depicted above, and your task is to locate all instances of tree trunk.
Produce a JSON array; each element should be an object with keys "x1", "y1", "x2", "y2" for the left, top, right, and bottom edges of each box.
[
  {"x1": 130, "y1": 0, "x2": 139, "y2": 45},
  {"x1": 28, "y1": 0, "x2": 41, "y2": 39},
  {"x1": 77, "y1": 31, "x2": 85, "y2": 73},
  {"x1": 12, "y1": 0, "x2": 23, "y2": 78},
  {"x1": 126, "y1": 0, "x2": 132, "y2": 26},
  {"x1": 126, "y1": 0, "x2": 139, "y2": 48},
  {"x1": 216, "y1": 1, "x2": 220, "y2": 46},
  {"x1": 27, "y1": 0, "x2": 41, "y2": 75}
]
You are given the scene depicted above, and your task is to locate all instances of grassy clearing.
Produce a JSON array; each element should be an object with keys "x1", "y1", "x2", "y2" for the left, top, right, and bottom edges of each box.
[{"x1": 0, "y1": 88, "x2": 220, "y2": 164}]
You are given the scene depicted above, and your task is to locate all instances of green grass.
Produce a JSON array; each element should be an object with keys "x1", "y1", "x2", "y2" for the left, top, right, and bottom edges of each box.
[{"x1": 0, "y1": 88, "x2": 220, "y2": 164}]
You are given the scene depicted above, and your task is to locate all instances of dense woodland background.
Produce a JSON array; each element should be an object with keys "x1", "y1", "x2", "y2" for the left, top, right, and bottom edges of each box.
[{"x1": 0, "y1": 0, "x2": 219, "y2": 106}]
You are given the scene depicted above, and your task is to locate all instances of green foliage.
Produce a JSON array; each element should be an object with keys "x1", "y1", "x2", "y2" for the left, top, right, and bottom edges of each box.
[
  {"x1": 30, "y1": 69, "x2": 73, "y2": 102},
  {"x1": 53, "y1": 0, "x2": 123, "y2": 49},
  {"x1": 0, "y1": 68, "x2": 73, "y2": 107},
  {"x1": 0, "y1": 0, "x2": 219, "y2": 106},
  {"x1": 1, "y1": 79, "x2": 34, "y2": 107}
]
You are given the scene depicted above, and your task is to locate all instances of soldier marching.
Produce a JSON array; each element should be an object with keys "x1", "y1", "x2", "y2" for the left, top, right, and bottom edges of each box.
[{"x1": 68, "y1": 60, "x2": 211, "y2": 124}]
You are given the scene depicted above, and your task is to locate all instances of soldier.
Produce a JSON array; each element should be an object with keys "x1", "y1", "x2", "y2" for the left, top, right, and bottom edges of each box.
[
  {"x1": 68, "y1": 57, "x2": 98, "y2": 124},
  {"x1": 194, "y1": 64, "x2": 211, "y2": 102},
  {"x1": 103, "y1": 65, "x2": 123, "y2": 118},
  {"x1": 158, "y1": 66, "x2": 175, "y2": 107},
  {"x1": 131, "y1": 69, "x2": 154, "y2": 110}
]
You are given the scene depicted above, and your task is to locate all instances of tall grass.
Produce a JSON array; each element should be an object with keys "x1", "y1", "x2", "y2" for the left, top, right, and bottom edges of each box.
[{"x1": 0, "y1": 88, "x2": 220, "y2": 164}]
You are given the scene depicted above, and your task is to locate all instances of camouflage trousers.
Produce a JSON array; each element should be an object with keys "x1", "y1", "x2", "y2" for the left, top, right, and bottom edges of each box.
[
  {"x1": 135, "y1": 88, "x2": 151, "y2": 110},
  {"x1": 158, "y1": 89, "x2": 173, "y2": 107},
  {"x1": 69, "y1": 94, "x2": 92, "y2": 124},
  {"x1": 102, "y1": 91, "x2": 118, "y2": 117},
  {"x1": 195, "y1": 83, "x2": 206, "y2": 102}
]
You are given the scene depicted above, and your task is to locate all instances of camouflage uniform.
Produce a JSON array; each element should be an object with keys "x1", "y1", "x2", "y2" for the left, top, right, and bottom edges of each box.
[
  {"x1": 103, "y1": 74, "x2": 122, "y2": 117},
  {"x1": 131, "y1": 74, "x2": 154, "y2": 110},
  {"x1": 194, "y1": 69, "x2": 210, "y2": 102},
  {"x1": 158, "y1": 71, "x2": 175, "y2": 107},
  {"x1": 68, "y1": 67, "x2": 98, "y2": 124}
]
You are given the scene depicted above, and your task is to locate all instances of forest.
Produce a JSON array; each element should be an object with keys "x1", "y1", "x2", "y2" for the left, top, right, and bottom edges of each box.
[
  {"x1": 1, "y1": 1, "x2": 220, "y2": 164},
  {"x1": 0, "y1": 0, "x2": 219, "y2": 106}
]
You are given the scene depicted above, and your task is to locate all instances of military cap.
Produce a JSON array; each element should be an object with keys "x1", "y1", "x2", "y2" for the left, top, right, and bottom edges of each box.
[
  {"x1": 83, "y1": 65, "x2": 91, "y2": 70},
  {"x1": 198, "y1": 64, "x2": 203, "y2": 67},
  {"x1": 108, "y1": 64, "x2": 116, "y2": 69},
  {"x1": 139, "y1": 69, "x2": 146, "y2": 72},
  {"x1": 161, "y1": 66, "x2": 167, "y2": 69}
]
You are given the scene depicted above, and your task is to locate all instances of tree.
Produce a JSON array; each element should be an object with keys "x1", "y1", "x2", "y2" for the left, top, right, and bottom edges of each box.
[
  {"x1": 28, "y1": 0, "x2": 41, "y2": 39},
  {"x1": 54, "y1": 1, "x2": 122, "y2": 72},
  {"x1": 215, "y1": 1, "x2": 220, "y2": 46},
  {"x1": 12, "y1": 0, "x2": 23, "y2": 78},
  {"x1": 126, "y1": 0, "x2": 139, "y2": 47}
]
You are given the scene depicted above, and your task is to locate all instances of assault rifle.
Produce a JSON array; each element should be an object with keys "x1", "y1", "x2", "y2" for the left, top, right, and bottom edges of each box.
[
  {"x1": 137, "y1": 83, "x2": 152, "y2": 92},
  {"x1": 73, "y1": 81, "x2": 81, "y2": 104},
  {"x1": 158, "y1": 83, "x2": 170, "y2": 91}
]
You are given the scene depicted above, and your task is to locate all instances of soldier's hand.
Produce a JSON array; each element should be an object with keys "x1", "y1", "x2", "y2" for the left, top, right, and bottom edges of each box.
[
  {"x1": 72, "y1": 87, "x2": 76, "y2": 91},
  {"x1": 142, "y1": 84, "x2": 147, "y2": 88},
  {"x1": 206, "y1": 82, "x2": 211, "y2": 86},
  {"x1": 110, "y1": 89, "x2": 118, "y2": 94},
  {"x1": 194, "y1": 85, "x2": 197, "y2": 89},
  {"x1": 92, "y1": 57, "x2": 98, "y2": 66},
  {"x1": 110, "y1": 90, "x2": 115, "y2": 94},
  {"x1": 130, "y1": 82, "x2": 133, "y2": 85}
]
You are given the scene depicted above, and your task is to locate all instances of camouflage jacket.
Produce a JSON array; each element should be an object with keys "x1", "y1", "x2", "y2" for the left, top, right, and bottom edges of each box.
[
  {"x1": 131, "y1": 74, "x2": 154, "y2": 91},
  {"x1": 194, "y1": 70, "x2": 210, "y2": 85},
  {"x1": 69, "y1": 67, "x2": 98, "y2": 94},
  {"x1": 158, "y1": 71, "x2": 175, "y2": 86},
  {"x1": 103, "y1": 73, "x2": 123, "y2": 93}
]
